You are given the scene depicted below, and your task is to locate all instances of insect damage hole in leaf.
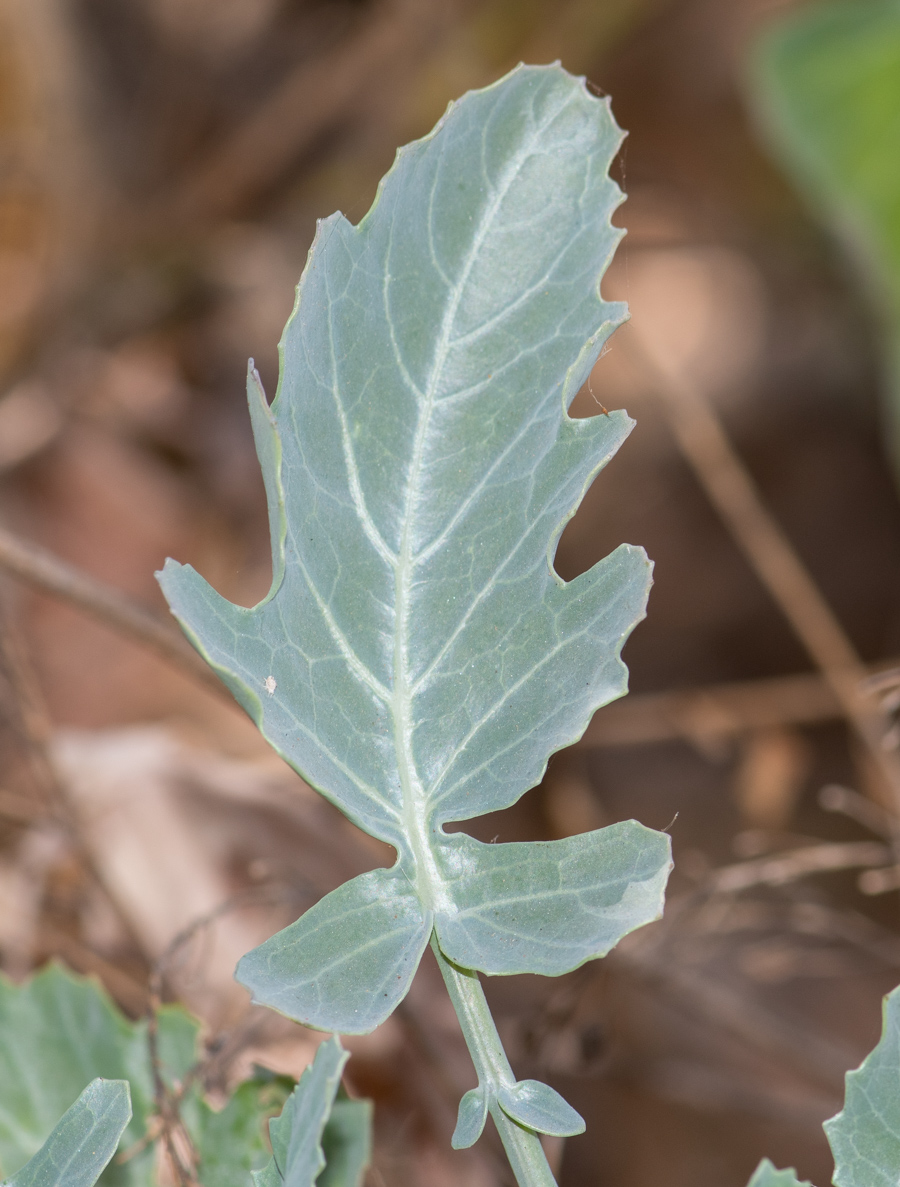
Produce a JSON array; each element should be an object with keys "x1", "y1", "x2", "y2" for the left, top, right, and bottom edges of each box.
[{"x1": 159, "y1": 61, "x2": 672, "y2": 1187}]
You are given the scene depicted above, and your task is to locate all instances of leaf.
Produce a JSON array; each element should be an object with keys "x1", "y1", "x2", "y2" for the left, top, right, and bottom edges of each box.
[
  {"x1": 3, "y1": 1079, "x2": 131, "y2": 1187},
  {"x1": 253, "y1": 1037, "x2": 370, "y2": 1187},
  {"x1": 159, "y1": 61, "x2": 671, "y2": 1036},
  {"x1": 745, "y1": 1158, "x2": 811, "y2": 1187},
  {"x1": 0, "y1": 963, "x2": 195, "y2": 1186},
  {"x1": 188, "y1": 1073, "x2": 295, "y2": 1187},
  {"x1": 496, "y1": 1080, "x2": 585, "y2": 1138},
  {"x1": 317, "y1": 1096, "x2": 372, "y2": 1187},
  {"x1": 432, "y1": 823, "x2": 670, "y2": 975},
  {"x1": 747, "y1": 1, "x2": 900, "y2": 476},
  {"x1": 824, "y1": 983, "x2": 900, "y2": 1187},
  {"x1": 0, "y1": 963, "x2": 302, "y2": 1187},
  {"x1": 451, "y1": 1088, "x2": 489, "y2": 1150},
  {"x1": 238, "y1": 868, "x2": 430, "y2": 1032}
]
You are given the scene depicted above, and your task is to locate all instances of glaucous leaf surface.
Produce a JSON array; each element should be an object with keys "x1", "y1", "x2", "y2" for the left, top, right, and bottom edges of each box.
[
  {"x1": 748, "y1": 1, "x2": 900, "y2": 476},
  {"x1": 3, "y1": 1080, "x2": 130, "y2": 1187},
  {"x1": 159, "y1": 62, "x2": 671, "y2": 1035},
  {"x1": 825, "y1": 983, "x2": 900, "y2": 1187},
  {"x1": 745, "y1": 1159, "x2": 810, "y2": 1187},
  {"x1": 496, "y1": 1080, "x2": 584, "y2": 1137},
  {"x1": 253, "y1": 1037, "x2": 369, "y2": 1187}
]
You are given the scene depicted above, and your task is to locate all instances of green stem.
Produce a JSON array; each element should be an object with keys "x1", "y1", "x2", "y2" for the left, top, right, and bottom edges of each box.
[{"x1": 430, "y1": 934, "x2": 558, "y2": 1187}]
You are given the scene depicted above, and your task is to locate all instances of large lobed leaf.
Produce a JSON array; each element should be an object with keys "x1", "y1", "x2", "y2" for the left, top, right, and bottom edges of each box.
[
  {"x1": 747, "y1": 1, "x2": 900, "y2": 476},
  {"x1": 825, "y1": 983, "x2": 900, "y2": 1187},
  {"x1": 159, "y1": 62, "x2": 671, "y2": 1035}
]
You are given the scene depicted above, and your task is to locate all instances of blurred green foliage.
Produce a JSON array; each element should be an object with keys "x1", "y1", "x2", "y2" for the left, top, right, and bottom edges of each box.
[{"x1": 748, "y1": 0, "x2": 900, "y2": 476}]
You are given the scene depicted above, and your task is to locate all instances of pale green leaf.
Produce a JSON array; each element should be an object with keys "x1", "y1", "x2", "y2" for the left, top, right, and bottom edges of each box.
[
  {"x1": 433, "y1": 823, "x2": 670, "y2": 975},
  {"x1": 159, "y1": 61, "x2": 670, "y2": 1035},
  {"x1": 748, "y1": 1, "x2": 900, "y2": 474},
  {"x1": 825, "y1": 983, "x2": 900, "y2": 1187},
  {"x1": 318, "y1": 1097, "x2": 372, "y2": 1187},
  {"x1": 252, "y1": 1163, "x2": 281, "y2": 1187},
  {"x1": 451, "y1": 1088, "x2": 488, "y2": 1150},
  {"x1": 253, "y1": 1037, "x2": 367, "y2": 1187},
  {"x1": 746, "y1": 1158, "x2": 810, "y2": 1187},
  {"x1": 237, "y1": 868, "x2": 430, "y2": 1034},
  {"x1": 496, "y1": 1080, "x2": 584, "y2": 1138},
  {"x1": 3, "y1": 1080, "x2": 130, "y2": 1187}
]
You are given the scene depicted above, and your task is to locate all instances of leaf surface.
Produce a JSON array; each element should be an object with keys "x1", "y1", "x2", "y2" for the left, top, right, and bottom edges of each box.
[
  {"x1": 159, "y1": 62, "x2": 671, "y2": 1033},
  {"x1": 317, "y1": 1097, "x2": 372, "y2": 1187},
  {"x1": 825, "y1": 983, "x2": 900, "y2": 1187},
  {"x1": 745, "y1": 1159, "x2": 810, "y2": 1187},
  {"x1": 253, "y1": 1037, "x2": 370, "y2": 1187},
  {"x1": 3, "y1": 1080, "x2": 131, "y2": 1187},
  {"x1": 433, "y1": 822, "x2": 670, "y2": 975},
  {"x1": 496, "y1": 1080, "x2": 584, "y2": 1137}
]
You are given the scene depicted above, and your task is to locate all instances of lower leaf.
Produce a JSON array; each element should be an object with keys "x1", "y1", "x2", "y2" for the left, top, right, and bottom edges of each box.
[
  {"x1": 825, "y1": 984, "x2": 900, "y2": 1187},
  {"x1": 433, "y1": 822, "x2": 672, "y2": 976},
  {"x1": 4, "y1": 1079, "x2": 131, "y2": 1187},
  {"x1": 318, "y1": 1097, "x2": 373, "y2": 1187},
  {"x1": 451, "y1": 1088, "x2": 489, "y2": 1150},
  {"x1": 237, "y1": 866, "x2": 432, "y2": 1033},
  {"x1": 253, "y1": 1039, "x2": 371, "y2": 1187}
]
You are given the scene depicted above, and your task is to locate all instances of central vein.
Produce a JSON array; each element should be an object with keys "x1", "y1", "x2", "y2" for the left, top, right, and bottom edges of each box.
[{"x1": 389, "y1": 128, "x2": 545, "y2": 911}]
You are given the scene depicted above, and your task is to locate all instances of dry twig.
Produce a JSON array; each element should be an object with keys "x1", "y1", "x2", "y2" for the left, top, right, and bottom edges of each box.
[
  {"x1": 708, "y1": 841, "x2": 890, "y2": 894},
  {"x1": 578, "y1": 660, "x2": 900, "y2": 749},
  {"x1": 0, "y1": 526, "x2": 233, "y2": 702},
  {"x1": 173, "y1": 5, "x2": 423, "y2": 221},
  {"x1": 628, "y1": 330, "x2": 900, "y2": 817}
]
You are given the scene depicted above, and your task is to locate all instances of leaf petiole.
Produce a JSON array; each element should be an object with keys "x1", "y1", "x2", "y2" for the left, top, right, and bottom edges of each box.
[{"x1": 430, "y1": 935, "x2": 558, "y2": 1187}]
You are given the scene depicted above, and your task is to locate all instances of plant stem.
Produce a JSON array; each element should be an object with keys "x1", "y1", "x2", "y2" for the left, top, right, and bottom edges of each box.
[{"x1": 430, "y1": 934, "x2": 558, "y2": 1187}]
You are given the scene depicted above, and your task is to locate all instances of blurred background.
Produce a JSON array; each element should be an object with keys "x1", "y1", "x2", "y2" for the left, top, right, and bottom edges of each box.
[{"x1": 0, "y1": 0, "x2": 898, "y2": 1183}]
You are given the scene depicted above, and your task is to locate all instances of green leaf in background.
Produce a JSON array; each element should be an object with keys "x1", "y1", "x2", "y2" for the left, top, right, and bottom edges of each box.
[
  {"x1": 186, "y1": 1073, "x2": 296, "y2": 1187},
  {"x1": 317, "y1": 1095, "x2": 372, "y2": 1187},
  {"x1": 745, "y1": 1158, "x2": 811, "y2": 1187},
  {"x1": 253, "y1": 1037, "x2": 370, "y2": 1187},
  {"x1": 0, "y1": 963, "x2": 195, "y2": 1186},
  {"x1": 748, "y1": 0, "x2": 900, "y2": 476},
  {"x1": 3, "y1": 1079, "x2": 131, "y2": 1187},
  {"x1": 825, "y1": 983, "x2": 900, "y2": 1187},
  {"x1": 0, "y1": 963, "x2": 311, "y2": 1187},
  {"x1": 158, "y1": 62, "x2": 671, "y2": 1040}
]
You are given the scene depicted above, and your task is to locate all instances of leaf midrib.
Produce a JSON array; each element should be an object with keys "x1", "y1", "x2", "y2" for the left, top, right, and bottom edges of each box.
[{"x1": 389, "y1": 96, "x2": 569, "y2": 909}]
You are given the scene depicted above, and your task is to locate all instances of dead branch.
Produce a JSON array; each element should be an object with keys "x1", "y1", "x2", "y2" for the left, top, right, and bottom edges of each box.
[
  {"x1": 708, "y1": 841, "x2": 890, "y2": 894},
  {"x1": 578, "y1": 660, "x2": 899, "y2": 749},
  {"x1": 0, "y1": 525, "x2": 234, "y2": 702},
  {"x1": 172, "y1": 5, "x2": 422, "y2": 221},
  {"x1": 628, "y1": 329, "x2": 900, "y2": 817}
]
